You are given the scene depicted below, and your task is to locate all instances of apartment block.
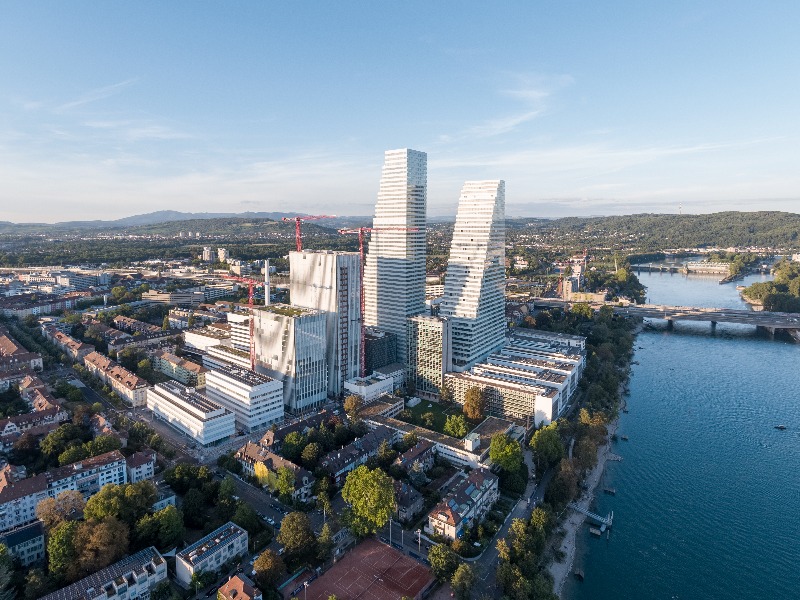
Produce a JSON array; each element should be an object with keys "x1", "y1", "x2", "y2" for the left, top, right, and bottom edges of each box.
[
  {"x1": 84, "y1": 351, "x2": 150, "y2": 407},
  {"x1": 425, "y1": 469, "x2": 499, "y2": 540},
  {"x1": 125, "y1": 451, "x2": 156, "y2": 483},
  {"x1": 176, "y1": 522, "x2": 248, "y2": 586},
  {"x1": 151, "y1": 349, "x2": 209, "y2": 387},
  {"x1": 319, "y1": 425, "x2": 394, "y2": 485},
  {"x1": 0, "y1": 520, "x2": 45, "y2": 566}
]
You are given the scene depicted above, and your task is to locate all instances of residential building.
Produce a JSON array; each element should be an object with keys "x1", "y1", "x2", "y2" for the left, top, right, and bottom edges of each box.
[
  {"x1": 205, "y1": 366, "x2": 283, "y2": 433},
  {"x1": 257, "y1": 411, "x2": 332, "y2": 452},
  {"x1": 146, "y1": 381, "x2": 235, "y2": 447},
  {"x1": 253, "y1": 304, "x2": 328, "y2": 413},
  {"x1": 364, "y1": 327, "x2": 397, "y2": 375},
  {"x1": 343, "y1": 372, "x2": 394, "y2": 403},
  {"x1": 41, "y1": 546, "x2": 167, "y2": 600},
  {"x1": 219, "y1": 575, "x2": 262, "y2": 600},
  {"x1": 439, "y1": 181, "x2": 507, "y2": 371},
  {"x1": 112, "y1": 315, "x2": 161, "y2": 335},
  {"x1": 319, "y1": 425, "x2": 394, "y2": 485},
  {"x1": 41, "y1": 326, "x2": 95, "y2": 361},
  {"x1": 289, "y1": 250, "x2": 362, "y2": 395},
  {"x1": 406, "y1": 315, "x2": 451, "y2": 398},
  {"x1": 363, "y1": 149, "x2": 427, "y2": 366},
  {"x1": 176, "y1": 522, "x2": 248, "y2": 586},
  {"x1": 84, "y1": 351, "x2": 150, "y2": 407},
  {"x1": 394, "y1": 480, "x2": 424, "y2": 524},
  {"x1": 394, "y1": 439, "x2": 435, "y2": 474},
  {"x1": 125, "y1": 451, "x2": 156, "y2": 483},
  {"x1": 202, "y1": 246, "x2": 213, "y2": 262},
  {"x1": 218, "y1": 247, "x2": 230, "y2": 263},
  {"x1": 425, "y1": 469, "x2": 499, "y2": 540},
  {"x1": 0, "y1": 520, "x2": 45, "y2": 566},
  {"x1": 151, "y1": 349, "x2": 209, "y2": 387},
  {"x1": 234, "y1": 442, "x2": 314, "y2": 501},
  {"x1": 0, "y1": 325, "x2": 43, "y2": 372}
]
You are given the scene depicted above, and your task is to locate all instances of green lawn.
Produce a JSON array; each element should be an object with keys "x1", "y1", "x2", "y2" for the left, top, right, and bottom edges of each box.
[{"x1": 400, "y1": 400, "x2": 458, "y2": 434}]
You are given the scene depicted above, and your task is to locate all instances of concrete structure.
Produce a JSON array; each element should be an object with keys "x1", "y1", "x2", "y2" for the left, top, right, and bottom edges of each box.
[
  {"x1": 406, "y1": 315, "x2": 451, "y2": 398},
  {"x1": 218, "y1": 247, "x2": 230, "y2": 263},
  {"x1": 41, "y1": 546, "x2": 167, "y2": 600},
  {"x1": 146, "y1": 381, "x2": 235, "y2": 447},
  {"x1": 205, "y1": 365, "x2": 284, "y2": 432},
  {"x1": 0, "y1": 520, "x2": 45, "y2": 566},
  {"x1": 234, "y1": 442, "x2": 314, "y2": 501},
  {"x1": 84, "y1": 351, "x2": 150, "y2": 407},
  {"x1": 226, "y1": 311, "x2": 252, "y2": 353},
  {"x1": 343, "y1": 372, "x2": 394, "y2": 403},
  {"x1": 253, "y1": 304, "x2": 328, "y2": 413},
  {"x1": 204, "y1": 344, "x2": 252, "y2": 370},
  {"x1": 425, "y1": 469, "x2": 499, "y2": 540},
  {"x1": 175, "y1": 522, "x2": 248, "y2": 586},
  {"x1": 151, "y1": 349, "x2": 209, "y2": 387},
  {"x1": 363, "y1": 149, "x2": 427, "y2": 366},
  {"x1": 184, "y1": 326, "x2": 232, "y2": 351},
  {"x1": 440, "y1": 180, "x2": 506, "y2": 371},
  {"x1": 142, "y1": 289, "x2": 205, "y2": 307},
  {"x1": 290, "y1": 250, "x2": 362, "y2": 396}
]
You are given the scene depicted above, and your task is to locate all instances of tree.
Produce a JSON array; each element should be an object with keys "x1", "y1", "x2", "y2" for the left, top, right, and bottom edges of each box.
[
  {"x1": 317, "y1": 522, "x2": 334, "y2": 562},
  {"x1": 376, "y1": 439, "x2": 397, "y2": 470},
  {"x1": 135, "y1": 505, "x2": 185, "y2": 549},
  {"x1": 428, "y1": 544, "x2": 458, "y2": 581},
  {"x1": 182, "y1": 488, "x2": 206, "y2": 528},
  {"x1": 462, "y1": 386, "x2": 486, "y2": 422},
  {"x1": 253, "y1": 549, "x2": 286, "y2": 588},
  {"x1": 275, "y1": 466, "x2": 296, "y2": 499},
  {"x1": 571, "y1": 302, "x2": 594, "y2": 320},
  {"x1": 47, "y1": 520, "x2": 79, "y2": 580},
  {"x1": 545, "y1": 459, "x2": 579, "y2": 508},
  {"x1": 343, "y1": 394, "x2": 363, "y2": 418},
  {"x1": 58, "y1": 444, "x2": 89, "y2": 466},
  {"x1": 24, "y1": 568, "x2": 56, "y2": 600},
  {"x1": 301, "y1": 442, "x2": 322, "y2": 470},
  {"x1": 489, "y1": 434, "x2": 523, "y2": 473},
  {"x1": 574, "y1": 438, "x2": 598, "y2": 472},
  {"x1": 530, "y1": 422, "x2": 564, "y2": 471},
  {"x1": 443, "y1": 414, "x2": 468, "y2": 438},
  {"x1": 0, "y1": 544, "x2": 13, "y2": 600},
  {"x1": 232, "y1": 502, "x2": 263, "y2": 537},
  {"x1": 282, "y1": 431, "x2": 306, "y2": 463},
  {"x1": 84, "y1": 481, "x2": 157, "y2": 528},
  {"x1": 341, "y1": 465, "x2": 395, "y2": 537},
  {"x1": 73, "y1": 517, "x2": 130, "y2": 580},
  {"x1": 162, "y1": 316, "x2": 170, "y2": 330},
  {"x1": 401, "y1": 432, "x2": 419, "y2": 451},
  {"x1": 451, "y1": 563, "x2": 475, "y2": 600},
  {"x1": 36, "y1": 490, "x2": 86, "y2": 531},
  {"x1": 439, "y1": 383, "x2": 453, "y2": 405},
  {"x1": 85, "y1": 434, "x2": 122, "y2": 457},
  {"x1": 277, "y1": 512, "x2": 316, "y2": 558}
]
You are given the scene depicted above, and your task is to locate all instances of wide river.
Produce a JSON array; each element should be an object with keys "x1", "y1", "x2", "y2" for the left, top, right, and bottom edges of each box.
[{"x1": 563, "y1": 270, "x2": 800, "y2": 600}]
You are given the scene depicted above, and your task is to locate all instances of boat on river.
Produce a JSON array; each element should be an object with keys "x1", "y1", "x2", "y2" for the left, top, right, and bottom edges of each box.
[{"x1": 774, "y1": 425, "x2": 787, "y2": 430}]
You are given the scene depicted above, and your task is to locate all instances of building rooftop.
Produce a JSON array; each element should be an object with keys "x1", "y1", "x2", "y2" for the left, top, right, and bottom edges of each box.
[
  {"x1": 256, "y1": 303, "x2": 320, "y2": 318},
  {"x1": 211, "y1": 364, "x2": 277, "y2": 386},
  {"x1": 177, "y1": 522, "x2": 246, "y2": 566},
  {"x1": 219, "y1": 574, "x2": 262, "y2": 600},
  {"x1": 152, "y1": 381, "x2": 228, "y2": 418}
]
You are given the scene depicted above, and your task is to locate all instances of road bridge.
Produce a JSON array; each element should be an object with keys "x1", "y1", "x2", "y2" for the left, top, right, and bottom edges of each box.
[{"x1": 531, "y1": 298, "x2": 800, "y2": 330}]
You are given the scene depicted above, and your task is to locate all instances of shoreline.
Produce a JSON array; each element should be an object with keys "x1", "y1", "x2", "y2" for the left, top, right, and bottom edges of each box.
[{"x1": 548, "y1": 417, "x2": 619, "y2": 598}]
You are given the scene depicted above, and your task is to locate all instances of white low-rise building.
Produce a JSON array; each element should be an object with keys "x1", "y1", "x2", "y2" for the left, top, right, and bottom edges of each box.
[
  {"x1": 343, "y1": 373, "x2": 395, "y2": 403},
  {"x1": 176, "y1": 522, "x2": 248, "y2": 586},
  {"x1": 146, "y1": 381, "x2": 235, "y2": 447},
  {"x1": 205, "y1": 366, "x2": 284, "y2": 433},
  {"x1": 184, "y1": 327, "x2": 232, "y2": 352}
]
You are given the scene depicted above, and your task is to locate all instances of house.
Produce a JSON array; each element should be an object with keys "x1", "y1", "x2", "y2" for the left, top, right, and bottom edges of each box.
[
  {"x1": 425, "y1": 469, "x2": 499, "y2": 541},
  {"x1": 218, "y1": 574, "x2": 263, "y2": 600},
  {"x1": 394, "y1": 439, "x2": 435, "y2": 474},
  {"x1": 319, "y1": 425, "x2": 394, "y2": 486},
  {"x1": 126, "y1": 451, "x2": 156, "y2": 483},
  {"x1": 394, "y1": 480, "x2": 424, "y2": 525},
  {"x1": 175, "y1": 522, "x2": 248, "y2": 586},
  {"x1": 234, "y1": 442, "x2": 314, "y2": 502}
]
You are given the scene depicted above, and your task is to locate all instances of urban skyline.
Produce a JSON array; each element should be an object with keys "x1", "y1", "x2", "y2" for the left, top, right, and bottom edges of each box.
[{"x1": 2, "y1": 2, "x2": 799, "y2": 222}]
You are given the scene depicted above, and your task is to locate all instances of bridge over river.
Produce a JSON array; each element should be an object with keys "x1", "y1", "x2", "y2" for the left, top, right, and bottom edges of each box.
[{"x1": 531, "y1": 298, "x2": 800, "y2": 330}]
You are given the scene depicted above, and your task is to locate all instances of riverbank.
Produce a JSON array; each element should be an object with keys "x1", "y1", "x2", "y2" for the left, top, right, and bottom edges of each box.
[{"x1": 548, "y1": 418, "x2": 619, "y2": 598}]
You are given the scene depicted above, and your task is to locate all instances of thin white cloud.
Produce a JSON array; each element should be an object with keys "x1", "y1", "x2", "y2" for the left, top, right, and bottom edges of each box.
[{"x1": 56, "y1": 78, "x2": 139, "y2": 112}]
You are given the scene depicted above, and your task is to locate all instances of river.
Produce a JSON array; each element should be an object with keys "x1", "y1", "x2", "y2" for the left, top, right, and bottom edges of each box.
[{"x1": 563, "y1": 271, "x2": 800, "y2": 600}]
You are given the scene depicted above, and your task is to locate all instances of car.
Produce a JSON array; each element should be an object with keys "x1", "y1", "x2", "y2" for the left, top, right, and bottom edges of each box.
[
  {"x1": 278, "y1": 547, "x2": 285, "y2": 555},
  {"x1": 267, "y1": 517, "x2": 275, "y2": 525}
]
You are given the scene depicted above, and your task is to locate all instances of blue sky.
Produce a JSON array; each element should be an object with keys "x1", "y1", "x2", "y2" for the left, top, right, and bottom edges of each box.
[{"x1": 1, "y1": 1, "x2": 799, "y2": 222}]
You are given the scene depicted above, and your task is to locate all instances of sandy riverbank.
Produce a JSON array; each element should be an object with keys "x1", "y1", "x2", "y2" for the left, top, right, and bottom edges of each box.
[{"x1": 548, "y1": 418, "x2": 619, "y2": 598}]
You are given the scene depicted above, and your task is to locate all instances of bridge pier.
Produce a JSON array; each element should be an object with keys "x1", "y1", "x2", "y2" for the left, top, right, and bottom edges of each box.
[
  {"x1": 710, "y1": 321, "x2": 717, "y2": 330},
  {"x1": 666, "y1": 319, "x2": 674, "y2": 330},
  {"x1": 757, "y1": 325, "x2": 776, "y2": 338}
]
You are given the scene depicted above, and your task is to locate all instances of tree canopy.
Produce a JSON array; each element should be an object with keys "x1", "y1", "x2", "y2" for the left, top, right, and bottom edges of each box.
[
  {"x1": 341, "y1": 465, "x2": 395, "y2": 537},
  {"x1": 489, "y1": 434, "x2": 523, "y2": 473}
]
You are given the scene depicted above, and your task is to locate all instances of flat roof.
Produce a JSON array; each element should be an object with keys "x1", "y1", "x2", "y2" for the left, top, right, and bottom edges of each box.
[
  {"x1": 153, "y1": 381, "x2": 228, "y2": 417},
  {"x1": 211, "y1": 364, "x2": 277, "y2": 386},
  {"x1": 177, "y1": 522, "x2": 246, "y2": 566}
]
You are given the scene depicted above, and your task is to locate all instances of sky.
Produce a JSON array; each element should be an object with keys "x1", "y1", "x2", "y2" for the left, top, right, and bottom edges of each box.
[{"x1": 1, "y1": 1, "x2": 799, "y2": 222}]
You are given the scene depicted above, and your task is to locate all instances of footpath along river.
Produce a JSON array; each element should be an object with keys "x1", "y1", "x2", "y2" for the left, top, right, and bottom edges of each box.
[{"x1": 563, "y1": 271, "x2": 800, "y2": 600}]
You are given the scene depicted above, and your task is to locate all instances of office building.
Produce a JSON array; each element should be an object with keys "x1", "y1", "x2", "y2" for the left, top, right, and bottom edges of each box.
[
  {"x1": 176, "y1": 522, "x2": 248, "y2": 586},
  {"x1": 343, "y1": 372, "x2": 394, "y2": 403},
  {"x1": 146, "y1": 381, "x2": 235, "y2": 446},
  {"x1": 440, "y1": 181, "x2": 506, "y2": 371},
  {"x1": 205, "y1": 365, "x2": 284, "y2": 432},
  {"x1": 253, "y1": 304, "x2": 327, "y2": 413},
  {"x1": 202, "y1": 246, "x2": 213, "y2": 262},
  {"x1": 364, "y1": 327, "x2": 397, "y2": 374},
  {"x1": 290, "y1": 250, "x2": 361, "y2": 395},
  {"x1": 407, "y1": 315, "x2": 451, "y2": 398},
  {"x1": 226, "y1": 311, "x2": 252, "y2": 352},
  {"x1": 363, "y1": 149, "x2": 427, "y2": 367},
  {"x1": 41, "y1": 546, "x2": 167, "y2": 600},
  {"x1": 204, "y1": 344, "x2": 252, "y2": 370}
]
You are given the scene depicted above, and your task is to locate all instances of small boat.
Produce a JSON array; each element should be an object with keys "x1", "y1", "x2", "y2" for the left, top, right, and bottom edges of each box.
[
  {"x1": 574, "y1": 569, "x2": 585, "y2": 581},
  {"x1": 604, "y1": 487, "x2": 616, "y2": 495},
  {"x1": 621, "y1": 435, "x2": 629, "y2": 441},
  {"x1": 589, "y1": 528, "x2": 602, "y2": 537},
  {"x1": 774, "y1": 425, "x2": 787, "y2": 430}
]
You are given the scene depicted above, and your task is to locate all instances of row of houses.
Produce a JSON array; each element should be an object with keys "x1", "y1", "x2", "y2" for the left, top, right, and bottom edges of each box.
[
  {"x1": 0, "y1": 325, "x2": 43, "y2": 386},
  {"x1": 41, "y1": 326, "x2": 96, "y2": 361},
  {"x1": 84, "y1": 351, "x2": 150, "y2": 406}
]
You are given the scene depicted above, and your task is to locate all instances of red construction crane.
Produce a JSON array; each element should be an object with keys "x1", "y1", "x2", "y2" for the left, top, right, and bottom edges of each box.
[
  {"x1": 221, "y1": 274, "x2": 265, "y2": 370},
  {"x1": 338, "y1": 226, "x2": 420, "y2": 376},
  {"x1": 282, "y1": 215, "x2": 336, "y2": 252}
]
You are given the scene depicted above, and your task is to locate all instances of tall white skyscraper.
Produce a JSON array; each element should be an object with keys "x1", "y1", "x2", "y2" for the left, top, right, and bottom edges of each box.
[
  {"x1": 289, "y1": 250, "x2": 362, "y2": 396},
  {"x1": 363, "y1": 148, "x2": 427, "y2": 367},
  {"x1": 440, "y1": 180, "x2": 506, "y2": 371}
]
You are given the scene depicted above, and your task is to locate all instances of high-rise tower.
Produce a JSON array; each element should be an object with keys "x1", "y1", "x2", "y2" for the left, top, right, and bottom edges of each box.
[
  {"x1": 289, "y1": 250, "x2": 362, "y2": 396},
  {"x1": 363, "y1": 148, "x2": 427, "y2": 366},
  {"x1": 440, "y1": 180, "x2": 506, "y2": 371}
]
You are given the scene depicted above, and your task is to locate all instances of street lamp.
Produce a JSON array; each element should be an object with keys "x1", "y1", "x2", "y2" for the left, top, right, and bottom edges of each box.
[
  {"x1": 304, "y1": 580, "x2": 309, "y2": 600},
  {"x1": 416, "y1": 529, "x2": 422, "y2": 552}
]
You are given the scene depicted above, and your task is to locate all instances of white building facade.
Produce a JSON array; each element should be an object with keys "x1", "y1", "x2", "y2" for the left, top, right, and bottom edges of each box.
[
  {"x1": 253, "y1": 305, "x2": 328, "y2": 413},
  {"x1": 289, "y1": 250, "x2": 362, "y2": 396},
  {"x1": 440, "y1": 180, "x2": 506, "y2": 371},
  {"x1": 363, "y1": 148, "x2": 427, "y2": 367},
  {"x1": 176, "y1": 522, "x2": 248, "y2": 586},
  {"x1": 205, "y1": 366, "x2": 284, "y2": 432},
  {"x1": 146, "y1": 381, "x2": 235, "y2": 446}
]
